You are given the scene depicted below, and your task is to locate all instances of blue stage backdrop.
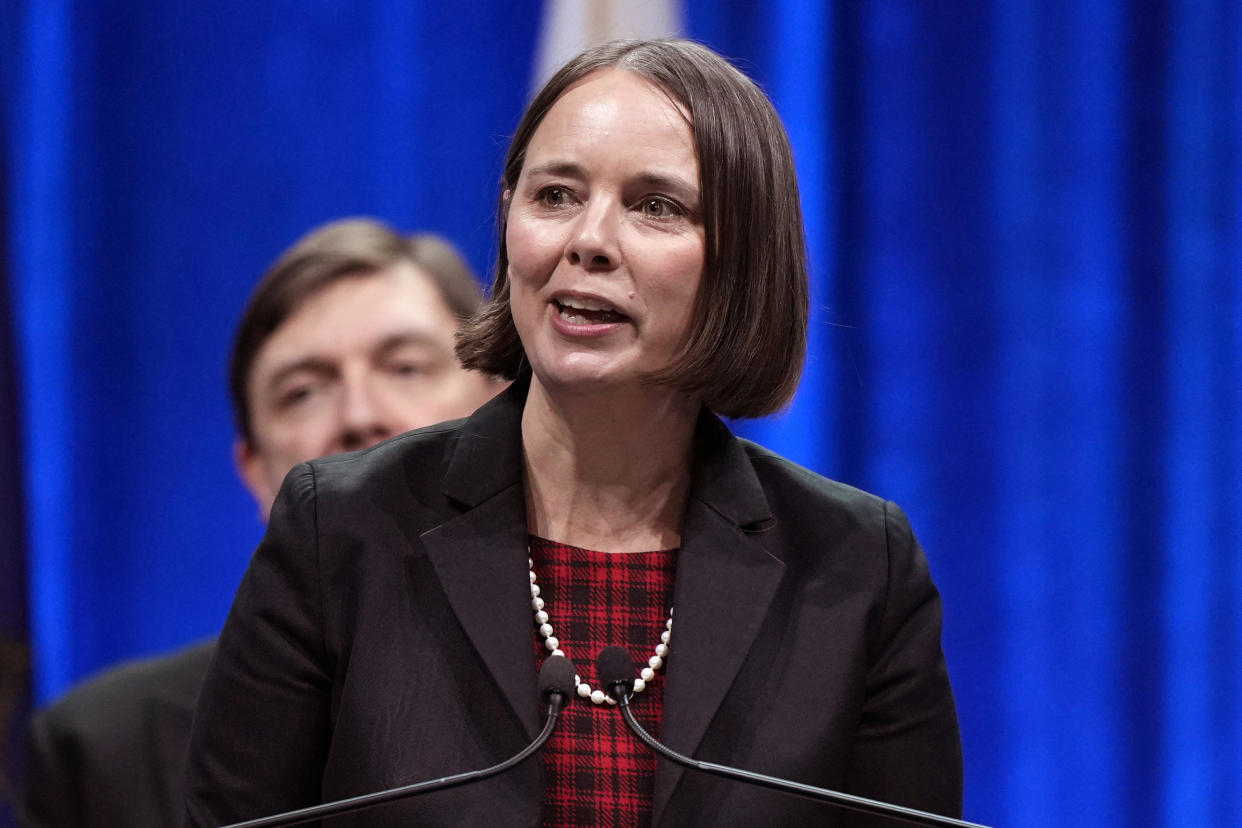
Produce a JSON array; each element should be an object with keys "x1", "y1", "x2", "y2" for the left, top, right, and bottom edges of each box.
[
  {"x1": 0, "y1": 97, "x2": 31, "y2": 828},
  {"x1": 3, "y1": 2, "x2": 1239, "y2": 827}
]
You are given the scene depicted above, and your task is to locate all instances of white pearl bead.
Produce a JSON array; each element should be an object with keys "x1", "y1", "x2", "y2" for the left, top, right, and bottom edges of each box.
[{"x1": 528, "y1": 552, "x2": 672, "y2": 708}]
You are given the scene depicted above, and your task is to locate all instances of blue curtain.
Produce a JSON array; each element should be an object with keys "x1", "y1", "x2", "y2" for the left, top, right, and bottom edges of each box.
[
  {"x1": 3, "y1": 2, "x2": 1239, "y2": 826},
  {"x1": 0, "y1": 101, "x2": 31, "y2": 828}
]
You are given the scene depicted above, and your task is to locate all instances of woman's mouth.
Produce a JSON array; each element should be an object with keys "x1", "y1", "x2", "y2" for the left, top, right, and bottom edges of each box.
[{"x1": 554, "y1": 296, "x2": 628, "y2": 325}]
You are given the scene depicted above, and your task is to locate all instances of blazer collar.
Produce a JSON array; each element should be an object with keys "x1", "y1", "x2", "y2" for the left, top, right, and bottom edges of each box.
[
  {"x1": 417, "y1": 376, "x2": 538, "y2": 739},
  {"x1": 436, "y1": 374, "x2": 777, "y2": 527},
  {"x1": 439, "y1": 372, "x2": 531, "y2": 508},
  {"x1": 651, "y1": 410, "x2": 785, "y2": 823}
]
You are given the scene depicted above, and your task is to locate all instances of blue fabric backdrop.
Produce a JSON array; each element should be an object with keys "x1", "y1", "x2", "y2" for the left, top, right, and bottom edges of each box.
[
  {"x1": 3, "y1": 2, "x2": 1239, "y2": 826},
  {"x1": 0, "y1": 98, "x2": 31, "y2": 828}
]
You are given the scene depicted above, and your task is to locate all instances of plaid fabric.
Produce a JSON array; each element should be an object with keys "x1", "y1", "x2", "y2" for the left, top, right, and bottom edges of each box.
[{"x1": 530, "y1": 536, "x2": 677, "y2": 828}]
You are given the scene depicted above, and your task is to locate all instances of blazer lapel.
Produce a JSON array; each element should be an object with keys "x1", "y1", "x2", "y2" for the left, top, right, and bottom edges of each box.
[
  {"x1": 415, "y1": 379, "x2": 542, "y2": 740},
  {"x1": 422, "y1": 489, "x2": 539, "y2": 740},
  {"x1": 653, "y1": 415, "x2": 786, "y2": 824}
]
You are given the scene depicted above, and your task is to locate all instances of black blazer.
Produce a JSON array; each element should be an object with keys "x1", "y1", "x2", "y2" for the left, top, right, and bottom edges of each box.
[
  {"x1": 185, "y1": 381, "x2": 962, "y2": 826},
  {"x1": 22, "y1": 640, "x2": 215, "y2": 828}
]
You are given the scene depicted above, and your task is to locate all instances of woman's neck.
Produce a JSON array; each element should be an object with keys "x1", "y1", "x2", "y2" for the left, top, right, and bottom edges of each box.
[{"x1": 521, "y1": 375, "x2": 699, "y2": 553}]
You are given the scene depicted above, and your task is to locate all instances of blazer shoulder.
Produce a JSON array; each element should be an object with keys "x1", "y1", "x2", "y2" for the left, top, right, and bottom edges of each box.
[
  {"x1": 739, "y1": 438, "x2": 892, "y2": 524},
  {"x1": 302, "y1": 417, "x2": 467, "y2": 501}
]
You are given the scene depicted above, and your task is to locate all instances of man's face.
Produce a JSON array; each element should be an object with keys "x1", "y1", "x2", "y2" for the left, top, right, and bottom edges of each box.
[{"x1": 237, "y1": 263, "x2": 500, "y2": 517}]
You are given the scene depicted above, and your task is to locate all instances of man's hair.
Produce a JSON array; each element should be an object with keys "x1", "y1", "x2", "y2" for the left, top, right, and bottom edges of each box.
[
  {"x1": 455, "y1": 39, "x2": 809, "y2": 419},
  {"x1": 230, "y1": 218, "x2": 483, "y2": 445}
]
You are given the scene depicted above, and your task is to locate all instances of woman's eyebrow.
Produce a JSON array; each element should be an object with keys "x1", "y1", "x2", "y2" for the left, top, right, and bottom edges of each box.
[
  {"x1": 523, "y1": 160, "x2": 587, "y2": 180},
  {"x1": 526, "y1": 162, "x2": 698, "y2": 200},
  {"x1": 631, "y1": 171, "x2": 699, "y2": 198}
]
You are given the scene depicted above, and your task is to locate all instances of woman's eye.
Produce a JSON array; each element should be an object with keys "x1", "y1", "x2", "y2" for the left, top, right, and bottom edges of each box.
[
  {"x1": 538, "y1": 186, "x2": 569, "y2": 207},
  {"x1": 639, "y1": 197, "x2": 681, "y2": 218}
]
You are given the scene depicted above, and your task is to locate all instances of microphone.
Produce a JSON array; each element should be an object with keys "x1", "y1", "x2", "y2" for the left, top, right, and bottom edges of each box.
[
  {"x1": 596, "y1": 647, "x2": 989, "y2": 828},
  {"x1": 221, "y1": 655, "x2": 578, "y2": 828}
]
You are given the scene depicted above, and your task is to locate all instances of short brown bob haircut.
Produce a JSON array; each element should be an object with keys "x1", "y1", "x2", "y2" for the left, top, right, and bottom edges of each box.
[
  {"x1": 455, "y1": 38, "x2": 809, "y2": 419},
  {"x1": 230, "y1": 218, "x2": 483, "y2": 445}
]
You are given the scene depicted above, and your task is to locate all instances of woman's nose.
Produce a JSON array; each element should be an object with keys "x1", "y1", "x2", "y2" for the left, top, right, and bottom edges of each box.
[{"x1": 565, "y1": 202, "x2": 620, "y2": 271}]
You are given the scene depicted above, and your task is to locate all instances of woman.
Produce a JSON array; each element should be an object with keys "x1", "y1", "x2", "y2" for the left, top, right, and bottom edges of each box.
[{"x1": 185, "y1": 39, "x2": 962, "y2": 827}]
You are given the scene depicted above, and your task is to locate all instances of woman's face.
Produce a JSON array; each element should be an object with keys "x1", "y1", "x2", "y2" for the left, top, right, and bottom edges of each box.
[{"x1": 505, "y1": 68, "x2": 705, "y2": 397}]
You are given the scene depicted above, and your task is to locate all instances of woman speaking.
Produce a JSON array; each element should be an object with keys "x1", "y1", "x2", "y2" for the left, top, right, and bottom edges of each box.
[{"x1": 185, "y1": 39, "x2": 962, "y2": 827}]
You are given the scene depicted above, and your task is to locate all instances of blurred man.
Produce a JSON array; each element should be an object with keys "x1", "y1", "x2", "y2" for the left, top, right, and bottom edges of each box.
[{"x1": 20, "y1": 219, "x2": 501, "y2": 827}]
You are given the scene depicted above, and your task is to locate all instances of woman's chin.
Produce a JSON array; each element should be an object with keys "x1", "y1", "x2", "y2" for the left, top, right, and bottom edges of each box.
[
  {"x1": 530, "y1": 362, "x2": 696, "y2": 414},
  {"x1": 534, "y1": 364, "x2": 630, "y2": 392},
  {"x1": 529, "y1": 354, "x2": 648, "y2": 394}
]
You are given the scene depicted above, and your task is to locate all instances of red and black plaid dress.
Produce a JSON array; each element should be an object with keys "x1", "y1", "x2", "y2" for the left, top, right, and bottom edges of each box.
[{"x1": 529, "y1": 536, "x2": 677, "y2": 828}]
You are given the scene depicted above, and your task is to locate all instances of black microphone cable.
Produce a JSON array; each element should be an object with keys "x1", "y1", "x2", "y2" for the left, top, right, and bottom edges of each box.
[
  {"x1": 596, "y1": 646, "x2": 990, "y2": 828},
  {"x1": 221, "y1": 655, "x2": 578, "y2": 828}
]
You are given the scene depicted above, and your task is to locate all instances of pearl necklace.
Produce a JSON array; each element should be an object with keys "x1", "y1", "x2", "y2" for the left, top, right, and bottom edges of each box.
[{"x1": 529, "y1": 553, "x2": 673, "y2": 705}]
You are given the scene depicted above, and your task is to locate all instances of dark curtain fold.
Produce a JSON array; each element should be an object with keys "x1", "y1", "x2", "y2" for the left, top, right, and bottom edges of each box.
[
  {"x1": 2, "y1": 2, "x2": 1238, "y2": 826},
  {"x1": 0, "y1": 122, "x2": 31, "y2": 828},
  {"x1": 1, "y1": 6, "x2": 31, "y2": 809}
]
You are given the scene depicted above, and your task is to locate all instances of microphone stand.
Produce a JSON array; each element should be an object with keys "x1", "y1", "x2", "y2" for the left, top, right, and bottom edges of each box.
[
  {"x1": 611, "y1": 694, "x2": 985, "y2": 828},
  {"x1": 221, "y1": 693, "x2": 568, "y2": 828},
  {"x1": 594, "y1": 647, "x2": 988, "y2": 828}
]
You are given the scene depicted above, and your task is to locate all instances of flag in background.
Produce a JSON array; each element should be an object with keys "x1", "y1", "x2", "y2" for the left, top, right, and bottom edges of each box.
[{"x1": 533, "y1": 0, "x2": 683, "y2": 89}]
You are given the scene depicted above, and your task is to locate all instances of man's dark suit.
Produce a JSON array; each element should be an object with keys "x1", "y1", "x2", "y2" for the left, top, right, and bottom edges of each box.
[
  {"x1": 185, "y1": 379, "x2": 962, "y2": 826},
  {"x1": 21, "y1": 639, "x2": 214, "y2": 827}
]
